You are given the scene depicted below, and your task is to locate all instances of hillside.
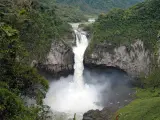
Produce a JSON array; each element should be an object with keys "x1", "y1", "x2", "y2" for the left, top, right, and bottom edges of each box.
[
  {"x1": 84, "y1": 0, "x2": 160, "y2": 119},
  {"x1": 88, "y1": 0, "x2": 160, "y2": 51},
  {"x1": 0, "y1": 0, "x2": 73, "y2": 119},
  {"x1": 1, "y1": 0, "x2": 160, "y2": 119},
  {"x1": 56, "y1": 0, "x2": 144, "y2": 14},
  {"x1": 39, "y1": 0, "x2": 87, "y2": 22},
  {"x1": 55, "y1": 4, "x2": 88, "y2": 22}
]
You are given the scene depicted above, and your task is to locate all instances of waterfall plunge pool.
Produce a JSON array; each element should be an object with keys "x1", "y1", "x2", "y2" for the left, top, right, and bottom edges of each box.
[{"x1": 43, "y1": 23, "x2": 134, "y2": 120}]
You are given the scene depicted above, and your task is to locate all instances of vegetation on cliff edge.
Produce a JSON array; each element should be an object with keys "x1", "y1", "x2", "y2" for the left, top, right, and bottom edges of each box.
[
  {"x1": 0, "y1": 0, "x2": 73, "y2": 119},
  {"x1": 114, "y1": 67, "x2": 160, "y2": 120},
  {"x1": 90, "y1": 0, "x2": 160, "y2": 51},
  {"x1": 84, "y1": 0, "x2": 160, "y2": 119}
]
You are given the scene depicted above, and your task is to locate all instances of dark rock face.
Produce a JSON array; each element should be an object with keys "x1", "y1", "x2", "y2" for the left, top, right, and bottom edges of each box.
[
  {"x1": 37, "y1": 63, "x2": 74, "y2": 78},
  {"x1": 83, "y1": 96, "x2": 134, "y2": 120},
  {"x1": 36, "y1": 28, "x2": 76, "y2": 78},
  {"x1": 85, "y1": 40, "x2": 151, "y2": 77},
  {"x1": 37, "y1": 40, "x2": 74, "y2": 78},
  {"x1": 83, "y1": 107, "x2": 116, "y2": 120}
]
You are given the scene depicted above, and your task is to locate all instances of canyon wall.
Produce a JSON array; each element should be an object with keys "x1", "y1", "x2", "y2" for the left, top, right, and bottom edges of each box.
[
  {"x1": 37, "y1": 34, "x2": 74, "y2": 77},
  {"x1": 85, "y1": 40, "x2": 152, "y2": 76}
]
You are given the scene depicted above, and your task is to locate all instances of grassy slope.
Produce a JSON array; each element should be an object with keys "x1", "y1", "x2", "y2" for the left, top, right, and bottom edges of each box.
[
  {"x1": 113, "y1": 63, "x2": 160, "y2": 120},
  {"x1": 115, "y1": 88, "x2": 160, "y2": 120}
]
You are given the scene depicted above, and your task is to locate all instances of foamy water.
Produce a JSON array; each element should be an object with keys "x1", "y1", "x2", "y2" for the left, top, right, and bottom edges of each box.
[
  {"x1": 44, "y1": 23, "x2": 101, "y2": 120},
  {"x1": 73, "y1": 29, "x2": 88, "y2": 87}
]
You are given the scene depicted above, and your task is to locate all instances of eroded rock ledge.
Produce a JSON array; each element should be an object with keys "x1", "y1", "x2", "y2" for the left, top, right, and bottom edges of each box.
[
  {"x1": 85, "y1": 40, "x2": 152, "y2": 77},
  {"x1": 37, "y1": 40, "x2": 74, "y2": 77}
]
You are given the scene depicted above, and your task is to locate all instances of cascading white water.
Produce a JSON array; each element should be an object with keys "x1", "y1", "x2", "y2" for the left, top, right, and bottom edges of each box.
[
  {"x1": 44, "y1": 23, "x2": 101, "y2": 120},
  {"x1": 43, "y1": 21, "x2": 133, "y2": 120},
  {"x1": 73, "y1": 28, "x2": 88, "y2": 88}
]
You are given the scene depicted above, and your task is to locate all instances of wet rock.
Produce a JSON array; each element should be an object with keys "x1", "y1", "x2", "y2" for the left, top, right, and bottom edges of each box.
[
  {"x1": 83, "y1": 107, "x2": 115, "y2": 120},
  {"x1": 85, "y1": 40, "x2": 151, "y2": 77},
  {"x1": 37, "y1": 39, "x2": 74, "y2": 77}
]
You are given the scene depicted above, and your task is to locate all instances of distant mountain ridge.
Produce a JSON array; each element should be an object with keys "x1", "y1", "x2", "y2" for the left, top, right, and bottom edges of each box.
[{"x1": 56, "y1": 0, "x2": 144, "y2": 13}]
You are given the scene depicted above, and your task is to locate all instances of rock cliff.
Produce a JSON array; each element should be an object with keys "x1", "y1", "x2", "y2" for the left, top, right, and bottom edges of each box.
[
  {"x1": 37, "y1": 35, "x2": 74, "y2": 77},
  {"x1": 85, "y1": 40, "x2": 152, "y2": 76}
]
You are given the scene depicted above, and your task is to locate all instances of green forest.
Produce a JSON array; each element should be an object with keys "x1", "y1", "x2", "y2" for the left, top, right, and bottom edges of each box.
[
  {"x1": 1, "y1": 0, "x2": 160, "y2": 119},
  {"x1": 0, "y1": 0, "x2": 72, "y2": 119},
  {"x1": 89, "y1": 0, "x2": 160, "y2": 51},
  {"x1": 56, "y1": 0, "x2": 144, "y2": 14},
  {"x1": 86, "y1": 0, "x2": 160, "y2": 119}
]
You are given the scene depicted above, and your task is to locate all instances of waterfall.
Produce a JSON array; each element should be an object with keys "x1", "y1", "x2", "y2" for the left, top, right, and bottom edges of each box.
[
  {"x1": 73, "y1": 29, "x2": 88, "y2": 88},
  {"x1": 44, "y1": 23, "x2": 101, "y2": 120}
]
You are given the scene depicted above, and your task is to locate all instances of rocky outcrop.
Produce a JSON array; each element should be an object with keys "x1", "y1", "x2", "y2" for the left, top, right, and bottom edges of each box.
[
  {"x1": 85, "y1": 40, "x2": 151, "y2": 76},
  {"x1": 83, "y1": 107, "x2": 117, "y2": 120},
  {"x1": 37, "y1": 40, "x2": 74, "y2": 77}
]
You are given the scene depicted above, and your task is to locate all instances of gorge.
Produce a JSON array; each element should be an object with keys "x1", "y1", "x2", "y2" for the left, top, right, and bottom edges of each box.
[
  {"x1": 1, "y1": 0, "x2": 160, "y2": 120},
  {"x1": 44, "y1": 23, "x2": 101, "y2": 120},
  {"x1": 43, "y1": 22, "x2": 134, "y2": 120}
]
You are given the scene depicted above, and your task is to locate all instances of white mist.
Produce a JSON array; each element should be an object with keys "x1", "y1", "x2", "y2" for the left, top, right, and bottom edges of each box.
[{"x1": 44, "y1": 23, "x2": 101, "y2": 119}]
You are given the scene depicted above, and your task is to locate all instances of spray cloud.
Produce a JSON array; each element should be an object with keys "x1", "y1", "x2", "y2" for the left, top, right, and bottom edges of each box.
[
  {"x1": 44, "y1": 23, "x2": 103, "y2": 119},
  {"x1": 43, "y1": 23, "x2": 133, "y2": 120}
]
